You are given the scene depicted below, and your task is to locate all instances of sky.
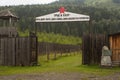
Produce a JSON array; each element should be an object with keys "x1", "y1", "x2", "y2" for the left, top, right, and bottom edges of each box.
[{"x1": 0, "y1": 0, "x2": 58, "y2": 6}]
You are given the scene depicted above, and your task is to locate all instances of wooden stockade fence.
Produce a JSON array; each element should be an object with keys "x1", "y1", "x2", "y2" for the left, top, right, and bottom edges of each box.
[
  {"x1": 38, "y1": 42, "x2": 81, "y2": 60},
  {"x1": 0, "y1": 10, "x2": 38, "y2": 66},
  {"x1": 82, "y1": 34, "x2": 108, "y2": 65},
  {"x1": 0, "y1": 36, "x2": 37, "y2": 66}
]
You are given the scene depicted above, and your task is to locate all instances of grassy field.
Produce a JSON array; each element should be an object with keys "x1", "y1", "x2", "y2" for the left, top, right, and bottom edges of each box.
[{"x1": 0, "y1": 53, "x2": 120, "y2": 76}]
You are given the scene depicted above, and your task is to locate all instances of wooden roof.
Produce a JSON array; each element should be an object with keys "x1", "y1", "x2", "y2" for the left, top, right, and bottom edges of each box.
[
  {"x1": 109, "y1": 32, "x2": 120, "y2": 36},
  {"x1": 0, "y1": 10, "x2": 19, "y2": 19}
]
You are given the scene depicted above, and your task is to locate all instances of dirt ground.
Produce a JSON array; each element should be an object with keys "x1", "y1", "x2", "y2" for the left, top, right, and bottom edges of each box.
[{"x1": 0, "y1": 72, "x2": 120, "y2": 80}]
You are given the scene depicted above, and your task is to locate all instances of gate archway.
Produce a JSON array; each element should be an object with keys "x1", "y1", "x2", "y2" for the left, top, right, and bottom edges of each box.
[
  {"x1": 35, "y1": 7, "x2": 90, "y2": 34},
  {"x1": 35, "y1": 7, "x2": 90, "y2": 61}
]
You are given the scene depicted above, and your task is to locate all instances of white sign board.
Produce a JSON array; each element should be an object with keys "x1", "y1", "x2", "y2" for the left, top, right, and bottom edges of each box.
[{"x1": 35, "y1": 11, "x2": 90, "y2": 22}]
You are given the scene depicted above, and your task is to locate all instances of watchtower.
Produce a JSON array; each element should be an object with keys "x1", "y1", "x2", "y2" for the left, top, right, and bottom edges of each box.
[
  {"x1": 0, "y1": 10, "x2": 38, "y2": 66},
  {"x1": 0, "y1": 10, "x2": 19, "y2": 37}
]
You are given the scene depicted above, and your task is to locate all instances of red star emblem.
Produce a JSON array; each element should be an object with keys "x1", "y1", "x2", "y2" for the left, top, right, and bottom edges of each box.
[{"x1": 59, "y1": 7, "x2": 65, "y2": 13}]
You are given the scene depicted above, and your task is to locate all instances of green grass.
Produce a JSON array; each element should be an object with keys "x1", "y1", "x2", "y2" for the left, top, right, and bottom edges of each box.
[{"x1": 0, "y1": 53, "x2": 120, "y2": 76}]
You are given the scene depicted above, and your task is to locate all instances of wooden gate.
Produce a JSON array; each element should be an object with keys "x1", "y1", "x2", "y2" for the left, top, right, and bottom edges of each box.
[{"x1": 82, "y1": 34, "x2": 108, "y2": 65}]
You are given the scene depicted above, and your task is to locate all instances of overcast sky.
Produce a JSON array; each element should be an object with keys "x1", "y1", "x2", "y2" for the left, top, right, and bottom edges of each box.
[{"x1": 0, "y1": 0, "x2": 58, "y2": 6}]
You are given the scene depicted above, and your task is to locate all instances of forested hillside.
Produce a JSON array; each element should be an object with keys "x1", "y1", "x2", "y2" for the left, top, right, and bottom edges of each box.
[
  {"x1": 0, "y1": 0, "x2": 120, "y2": 37},
  {"x1": 113, "y1": 0, "x2": 120, "y2": 3},
  {"x1": 84, "y1": 0, "x2": 120, "y2": 8}
]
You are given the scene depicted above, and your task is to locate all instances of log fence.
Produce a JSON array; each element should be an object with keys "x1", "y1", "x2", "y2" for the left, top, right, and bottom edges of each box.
[{"x1": 38, "y1": 42, "x2": 81, "y2": 60}]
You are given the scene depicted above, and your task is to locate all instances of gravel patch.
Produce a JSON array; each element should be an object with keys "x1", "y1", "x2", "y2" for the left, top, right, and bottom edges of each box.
[{"x1": 0, "y1": 72, "x2": 120, "y2": 80}]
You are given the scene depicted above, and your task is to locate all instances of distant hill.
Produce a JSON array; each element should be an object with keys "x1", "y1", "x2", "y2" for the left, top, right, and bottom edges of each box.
[
  {"x1": 59, "y1": 0, "x2": 84, "y2": 2},
  {"x1": 58, "y1": 0, "x2": 84, "y2": 4},
  {"x1": 84, "y1": 0, "x2": 120, "y2": 8},
  {"x1": 59, "y1": 0, "x2": 120, "y2": 9},
  {"x1": 113, "y1": 0, "x2": 120, "y2": 3},
  {"x1": 0, "y1": 0, "x2": 119, "y2": 37}
]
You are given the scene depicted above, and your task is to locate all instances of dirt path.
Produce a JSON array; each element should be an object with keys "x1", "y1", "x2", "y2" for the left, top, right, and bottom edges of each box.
[{"x1": 0, "y1": 72, "x2": 120, "y2": 80}]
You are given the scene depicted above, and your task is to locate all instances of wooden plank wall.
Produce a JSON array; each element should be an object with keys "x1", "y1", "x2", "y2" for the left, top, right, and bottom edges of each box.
[
  {"x1": 109, "y1": 35, "x2": 120, "y2": 62},
  {"x1": 15, "y1": 37, "x2": 30, "y2": 66},
  {"x1": 0, "y1": 37, "x2": 37, "y2": 66},
  {"x1": 29, "y1": 37, "x2": 38, "y2": 65},
  {"x1": 82, "y1": 34, "x2": 108, "y2": 65}
]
